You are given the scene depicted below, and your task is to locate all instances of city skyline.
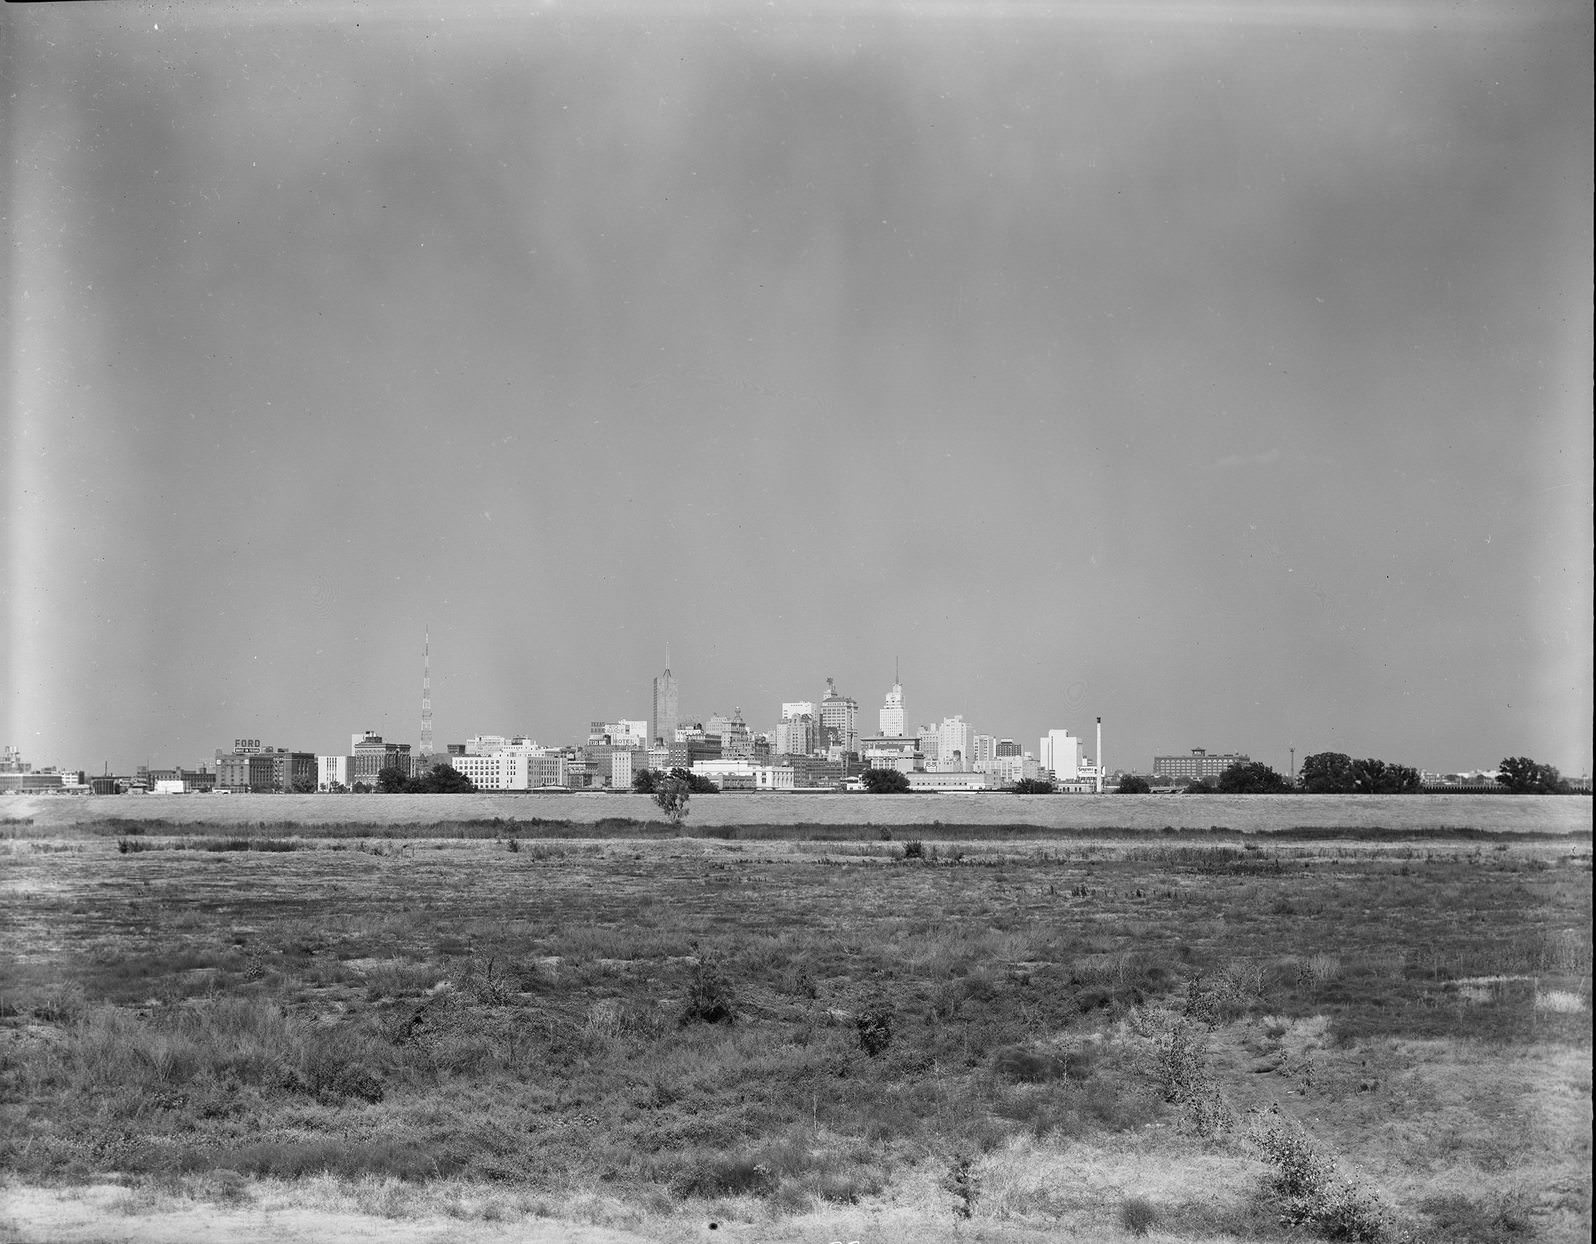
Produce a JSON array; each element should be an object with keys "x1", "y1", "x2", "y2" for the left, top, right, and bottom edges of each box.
[
  {"x1": 6, "y1": 2, "x2": 1591, "y2": 780},
  {"x1": 3, "y1": 649, "x2": 1568, "y2": 782}
]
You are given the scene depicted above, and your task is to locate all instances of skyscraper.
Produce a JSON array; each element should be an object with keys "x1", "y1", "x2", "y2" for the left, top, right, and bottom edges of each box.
[
  {"x1": 651, "y1": 663, "x2": 679, "y2": 746},
  {"x1": 879, "y1": 678, "x2": 905, "y2": 737},
  {"x1": 820, "y1": 677, "x2": 859, "y2": 754},
  {"x1": 937, "y1": 715, "x2": 972, "y2": 772}
]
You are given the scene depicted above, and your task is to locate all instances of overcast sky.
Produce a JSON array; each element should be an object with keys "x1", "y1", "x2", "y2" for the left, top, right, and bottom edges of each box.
[{"x1": 5, "y1": 0, "x2": 1591, "y2": 777}]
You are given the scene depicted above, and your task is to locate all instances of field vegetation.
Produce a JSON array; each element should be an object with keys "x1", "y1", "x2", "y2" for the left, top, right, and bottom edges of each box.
[
  {"x1": 8, "y1": 790, "x2": 1590, "y2": 835},
  {"x1": 0, "y1": 817, "x2": 1589, "y2": 1242}
]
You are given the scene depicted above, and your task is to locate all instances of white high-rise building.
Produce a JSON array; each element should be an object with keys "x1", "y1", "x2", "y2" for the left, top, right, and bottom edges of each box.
[
  {"x1": 781, "y1": 701, "x2": 816, "y2": 721},
  {"x1": 938, "y1": 715, "x2": 972, "y2": 772},
  {"x1": 1040, "y1": 729, "x2": 1082, "y2": 780},
  {"x1": 879, "y1": 681, "x2": 905, "y2": 737},
  {"x1": 973, "y1": 734, "x2": 997, "y2": 771}
]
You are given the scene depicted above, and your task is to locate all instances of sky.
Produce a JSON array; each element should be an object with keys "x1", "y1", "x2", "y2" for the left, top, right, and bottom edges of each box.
[{"x1": 4, "y1": 0, "x2": 1591, "y2": 778}]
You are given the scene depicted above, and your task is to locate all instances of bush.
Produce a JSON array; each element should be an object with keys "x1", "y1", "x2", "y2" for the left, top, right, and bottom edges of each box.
[
  {"x1": 901, "y1": 839, "x2": 924, "y2": 860},
  {"x1": 1116, "y1": 775, "x2": 1152, "y2": 794},
  {"x1": 1157, "y1": 1021, "x2": 1209, "y2": 1104},
  {"x1": 1251, "y1": 1115, "x2": 1391, "y2": 1242},
  {"x1": 680, "y1": 954, "x2": 737, "y2": 1025},
  {"x1": 944, "y1": 1151, "x2": 979, "y2": 1219},
  {"x1": 1419, "y1": 1192, "x2": 1533, "y2": 1243},
  {"x1": 993, "y1": 1046, "x2": 1063, "y2": 1083},
  {"x1": 855, "y1": 1002, "x2": 893, "y2": 1055},
  {"x1": 1121, "y1": 1196, "x2": 1160, "y2": 1236}
]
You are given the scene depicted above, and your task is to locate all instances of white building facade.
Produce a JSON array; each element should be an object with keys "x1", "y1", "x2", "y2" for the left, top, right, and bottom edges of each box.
[
  {"x1": 937, "y1": 715, "x2": 972, "y2": 771},
  {"x1": 1040, "y1": 729, "x2": 1082, "y2": 780},
  {"x1": 879, "y1": 681, "x2": 905, "y2": 737}
]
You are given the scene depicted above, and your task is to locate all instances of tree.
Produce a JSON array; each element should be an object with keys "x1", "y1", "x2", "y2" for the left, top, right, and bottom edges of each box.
[
  {"x1": 1299, "y1": 752, "x2": 1356, "y2": 794},
  {"x1": 411, "y1": 764, "x2": 475, "y2": 794},
  {"x1": 1496, "y1": 756, "x2": 1568, "y2": 794},
  {"x1": 1380, "y1": 763, "x2": 1421, "y2": 794},
  {"x1": 289, "y1": 778, "x2": 318, "y2": 794},
  {"x1": 861, "y1": 767, "x2": 911, "y2": 794},
  {"x1": 632, "y1": 768, "x2": 660, "y2": 795},
  {"x1": 653, "y1": 771, "x2": 690, "y2": 826},
  {"x1": 1351, "y1": 758, "x2": 1421, "y2": 794},
  {"x1": 1216, "y1": 761, "x2": 1290, "y2": 794},
  {"x1": 666, "y1": 766, "x2": 719, "y2": 794},
  {"x1": 1011, "y1": 777, "x2": 1057, "y2": 794},
  {"x1": 376, "y1": 765, "x2": 410, "y2": 793},
  {"x1": 1116, "y1": 774, "x2": 1152, "y2": 794}
]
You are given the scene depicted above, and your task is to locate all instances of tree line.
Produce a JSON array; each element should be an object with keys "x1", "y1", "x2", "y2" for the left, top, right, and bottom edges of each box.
[{"x1": 1110, "y1": 753, "x2": 1576, "y2": 795}]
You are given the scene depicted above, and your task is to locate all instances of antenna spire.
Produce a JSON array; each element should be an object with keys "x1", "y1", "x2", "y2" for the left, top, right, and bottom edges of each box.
[{"x1": 420, "y1": 626, "x2": 434, "y2": 760}]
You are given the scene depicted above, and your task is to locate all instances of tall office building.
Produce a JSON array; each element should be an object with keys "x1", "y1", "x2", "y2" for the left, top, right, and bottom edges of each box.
[
  {"x1": 651, "y1": 664, "x2": 679, "y2": 746},
  {"x1": 775, "y1": 714, "x2": 816, "y2": 756},
  {"x1": 879, "y1": 679, "x2": 905, "y2": 738},
  {"x1": 820, "y1": 677, "x2": 859, "y2": 753},
  {"x1": 938, "y1": 715, "x2": 972, "y2": 772},
  {"x1": 707, "y1": 708, "x2": 753, "y2": 759}
]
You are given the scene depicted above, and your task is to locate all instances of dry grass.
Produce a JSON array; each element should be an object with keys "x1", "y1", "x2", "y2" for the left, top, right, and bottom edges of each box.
[
  {"x1": 0, "y1": 828, "x2": 1588, "y2": 1242},
  {"x1": 6, "y1": 789, "x2": 1591, "y2": 834}
]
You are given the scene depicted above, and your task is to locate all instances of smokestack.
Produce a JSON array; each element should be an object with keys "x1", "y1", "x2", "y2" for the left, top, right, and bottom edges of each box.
[{"x1": 1096, "y1": 717, "x2": 1103, "y2": 794}]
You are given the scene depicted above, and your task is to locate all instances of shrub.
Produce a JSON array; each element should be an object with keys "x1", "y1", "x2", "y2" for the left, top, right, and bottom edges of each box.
[
  {"x1": 1419, "y1": 1192, "x2": 1532, "y2": 1243},
  {"x1": 1121, "y1": 1196, "x2": 1160, "y2": 1236},
  {"x1": 1116, "y1": 775, "x2": 1152, "y2": 794},
  {"x1": 299, "y1": 1046, "x2": 384, "y2": 1104},
  {"x1": 1157, "y1": 1021, "x2": 1209, "y2": 1104},
  {"x1": 944, "y1": 1151, "x2": 979, "y2": 1219},
  {"x1": 855, "y1": 1002, "x2": 893, "y2": 1055},
  {"x1": 902, "y1": 839, "x2": 925, "y2": 860},
  {"x1": 680, "y1": 954, "x2": 737, "y2": 1025},
  {"x1": 1251, "y1": 1114, "x2": 1391, "y2": 1242},
  {"x1": 1157, "y1": 1020, "x2": 1234, "y2": 1137},
  {"x1": 993, "y1": 1046, "x2": 1063, "y2": 1083}
]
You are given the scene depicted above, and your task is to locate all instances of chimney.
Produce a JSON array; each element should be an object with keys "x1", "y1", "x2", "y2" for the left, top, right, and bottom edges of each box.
[{"x1": 1096, "y1": 717, "x2": 1103, "y2": 794}]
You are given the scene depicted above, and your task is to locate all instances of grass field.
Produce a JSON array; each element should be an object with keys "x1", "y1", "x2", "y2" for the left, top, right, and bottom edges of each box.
[
  {"x1": 8, "y1": 790, "x2": 1592, "y2": 834},
  {"x1": 0, "y1": 818, "x2": 1590, "y2": 1242}
]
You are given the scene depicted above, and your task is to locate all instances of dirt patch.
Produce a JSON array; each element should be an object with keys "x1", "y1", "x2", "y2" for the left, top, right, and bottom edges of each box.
[{"x1": 0, "y1": 1184, "x2": 657, "y2": 1244}]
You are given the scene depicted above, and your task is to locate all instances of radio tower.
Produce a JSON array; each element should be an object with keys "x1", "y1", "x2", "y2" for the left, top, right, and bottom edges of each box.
[{"x1": 420, "y1": 627, "x2": 434, "y2": 761}]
